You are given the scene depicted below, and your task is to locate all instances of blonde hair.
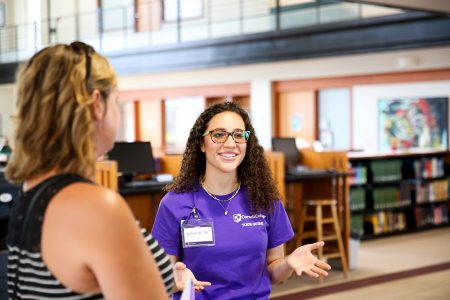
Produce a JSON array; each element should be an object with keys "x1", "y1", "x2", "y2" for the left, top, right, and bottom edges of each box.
[{"x1": 6, "y1": 43, "x2": 117, "y2": 183}]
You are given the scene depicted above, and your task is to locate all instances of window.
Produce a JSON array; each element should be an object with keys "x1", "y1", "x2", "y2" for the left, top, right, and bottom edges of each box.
[
  {"x1": 98, "y1": 0, "x2": 134, "y2": 32},
  {"x1": 162, "y1": 0, "x2": 203, "y2": 22},
  {"x1": 318, "y1": 88, "x2": 350, "y2": 150},
  {"x1": 0, "y1": 3, "x2": 5, "y2": 27},
  {"x1": 165, "y1": 96, "x2": 205, "y2": 154},
  {"x1": 139, "y1": 100, "x2": 164, "y2": 157},
  {"x1": 116, "y1": 101, "x2": 135, "y2": 142}
]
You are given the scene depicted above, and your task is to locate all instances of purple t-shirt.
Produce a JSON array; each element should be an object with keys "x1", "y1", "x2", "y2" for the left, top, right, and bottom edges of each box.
[{"x1": 152, "y1": 185, "x2": 294, "y2": 299}]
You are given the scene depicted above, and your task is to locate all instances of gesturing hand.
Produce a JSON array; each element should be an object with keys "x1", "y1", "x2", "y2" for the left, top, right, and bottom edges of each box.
[
  {"x1": 286, "y1": 241, "x2": 331, "y2": 278},
  {"x1": 173, "y1": 262, "x2": 212, "y2": 292}
]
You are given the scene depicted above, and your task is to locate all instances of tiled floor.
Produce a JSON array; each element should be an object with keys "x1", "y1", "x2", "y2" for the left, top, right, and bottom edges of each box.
[
  {"x1": 312, "y1": 269, "x2": 450, "y2": 300},
  {"x1": 270, "y1": 227, "x2": 450, "y2": 299}
]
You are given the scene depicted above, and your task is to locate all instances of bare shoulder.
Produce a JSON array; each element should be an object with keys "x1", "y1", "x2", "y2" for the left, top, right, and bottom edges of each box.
[
  {"x1": 44, "y1": 182, "x2": 137, "y2": 245},
  {"x1": 52, "y1": 182, "x2": 128, "y2": 218},
  {"x1": 42, "y1": 182, "x2": 164, "y2": 295}
]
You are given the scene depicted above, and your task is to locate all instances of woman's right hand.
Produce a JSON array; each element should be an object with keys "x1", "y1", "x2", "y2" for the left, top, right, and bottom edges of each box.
[{"x1": 173, "y1": 262, "x2": 212, "y2": 292}]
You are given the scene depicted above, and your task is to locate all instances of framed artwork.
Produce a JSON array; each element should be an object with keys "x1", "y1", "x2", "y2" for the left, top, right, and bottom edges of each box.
[
  {"x1": 378, "y1": 97, "x2": 449, "y2": 151},
  {"x1": 0, "y1": 3, "x2": 5, "y2": 27}
]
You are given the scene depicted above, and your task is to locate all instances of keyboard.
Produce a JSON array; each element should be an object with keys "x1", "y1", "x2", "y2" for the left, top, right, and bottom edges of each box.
[
  {"x1": 287, "y1": 166, "x2": 332, "y2": 176},
  {"x1": 123, "y1": 179, "x2": 162, "y2": 188}
]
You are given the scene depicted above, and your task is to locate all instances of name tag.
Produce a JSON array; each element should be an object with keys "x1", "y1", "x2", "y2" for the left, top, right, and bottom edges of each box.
[{"x1": 181, "y1": 218, "x2": 215, "y2": 248}]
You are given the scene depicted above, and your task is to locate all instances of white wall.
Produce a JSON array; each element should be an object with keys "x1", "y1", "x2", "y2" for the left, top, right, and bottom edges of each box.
[
  {"x1": 353, "y1": 81, "x2": 450, "y2": 152},
  {"x1": 250, "y1": 80, "x2": 273, "y2": 149}
]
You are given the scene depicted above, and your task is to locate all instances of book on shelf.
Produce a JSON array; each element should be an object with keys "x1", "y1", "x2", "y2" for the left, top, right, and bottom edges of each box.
[
  {"x1": 364, "y1": 211, "x2": 407, "y2": 236},
  {"x1": 350, "y1": 188, "x2": 366, "y2": 211},
  {"x1": 415, "y1": 157, "x2": 445, "y2": 179},
  {"x1": 414, "y1": 205, "x2": 449, "y2": 227},
  {"x1": 371, "y1": 159, "x2": 402, "y2": 183},
  {"x1": 349, "y1": 165, "x2": 367, "y2": 185},
  {"x1": 373, "y1": 186, "x2": 404, "y2": 209},
  {"x1": 415, "y1": 179, "x2": 449, "y2": 204}
]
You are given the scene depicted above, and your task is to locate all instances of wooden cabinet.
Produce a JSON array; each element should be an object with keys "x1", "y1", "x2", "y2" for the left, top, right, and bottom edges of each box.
[{"x1": 348, "y1": 151, "x2": 450, "y2": 239}]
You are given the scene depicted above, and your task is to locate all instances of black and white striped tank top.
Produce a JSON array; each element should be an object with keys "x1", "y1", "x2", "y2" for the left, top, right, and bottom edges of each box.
[{"x1": 7, "y1": 174, "x2": 173, "y2": 299}]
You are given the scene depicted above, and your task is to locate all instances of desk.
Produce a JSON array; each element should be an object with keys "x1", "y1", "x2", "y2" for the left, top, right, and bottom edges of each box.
[
  {"x1": 285, "y1": 170, "x2": 349, "y2": 263},
  {"x1": 0, "y1": 172, "x2": 19, "y2": 251},
  {"x1": 120, "y1": 181, "x2": 169, "y2": 196},
  {"x1": 119, "y1": 181, "x2": 172, "y2": 232}
]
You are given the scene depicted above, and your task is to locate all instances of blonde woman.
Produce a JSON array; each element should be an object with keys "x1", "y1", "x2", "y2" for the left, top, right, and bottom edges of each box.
[{"x1": 6, "y1": 42, "x2": 172, "y2": 299}]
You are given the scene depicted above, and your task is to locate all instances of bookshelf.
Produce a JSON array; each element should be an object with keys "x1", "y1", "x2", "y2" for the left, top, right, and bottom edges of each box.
[{"x1": 348, "y1": 151, "x2": 450, "y2": 239}]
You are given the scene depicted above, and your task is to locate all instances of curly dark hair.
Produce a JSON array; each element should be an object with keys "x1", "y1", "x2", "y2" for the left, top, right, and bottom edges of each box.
[{"x1": 166, "y1": 101, "x2": 279, "y2": 214}]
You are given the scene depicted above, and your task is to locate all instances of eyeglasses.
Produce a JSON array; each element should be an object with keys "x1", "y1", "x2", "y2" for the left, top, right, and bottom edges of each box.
[
  {"x1": 203, "y1": 129, "x2": 250, "y2": 144},
  {"x1": 70, "y1": 41, "x2": 94, "y2": 86}
]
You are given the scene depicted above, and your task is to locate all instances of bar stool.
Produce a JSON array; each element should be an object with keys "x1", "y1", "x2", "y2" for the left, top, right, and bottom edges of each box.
[{"x1": 296, "y1": 199, "x2": 348, "y2": 279}]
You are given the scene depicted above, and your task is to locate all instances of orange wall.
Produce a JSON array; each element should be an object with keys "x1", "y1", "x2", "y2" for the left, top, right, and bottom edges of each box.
[{"x1": 278, "y1": 90, "x2": 316, "y2": 144}]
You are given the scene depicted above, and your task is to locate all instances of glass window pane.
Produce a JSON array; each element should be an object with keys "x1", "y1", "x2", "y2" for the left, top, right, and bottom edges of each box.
[
  {"x1": 318, "y1": 88, "x2": 350, "y2": 150},
  {"x1": 101, "y1": 0, "x2": 134, "y2": 31},
  {"x1": 117, "y1": 101, "x2": 135, "y2": 142},
  {"x1": 140, "y1": 100, "x2": 164, "y2": 157},
  {"x1": 163, "y1": 0, "x2": 203, "y2": 21},
  {"x1": 165, "y1": 96, "x2": 205, "y2": 153}
]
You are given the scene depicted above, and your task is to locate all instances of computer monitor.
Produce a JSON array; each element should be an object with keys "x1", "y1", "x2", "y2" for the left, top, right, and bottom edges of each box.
[
  {"x1": 271, "y1": 138, "x2": 301, "y2": 169},
  {"x1": 107, "y1": 141, "x2": 156, "y2": 176}
]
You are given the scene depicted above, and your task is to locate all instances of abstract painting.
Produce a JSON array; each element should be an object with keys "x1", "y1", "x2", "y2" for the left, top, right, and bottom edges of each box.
[{"x1": 378, "y1": 97, "x2": 448, "y2": 151}]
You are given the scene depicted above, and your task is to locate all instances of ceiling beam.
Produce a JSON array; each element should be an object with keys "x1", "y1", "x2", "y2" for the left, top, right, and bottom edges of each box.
[{"x1": 347, "y1": 0, "x2": 450, "y2": 15}]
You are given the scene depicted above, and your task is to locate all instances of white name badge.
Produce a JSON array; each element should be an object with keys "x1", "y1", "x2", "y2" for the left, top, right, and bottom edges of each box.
[{"x1": 181, "y1": 218, "x2": 215, "y2": 248}]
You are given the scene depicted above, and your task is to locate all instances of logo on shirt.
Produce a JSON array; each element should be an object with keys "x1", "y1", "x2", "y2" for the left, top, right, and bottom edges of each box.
[
  {"x1": 232, "y1": 213, "x2": 266, "y2": 227},
  {"x1": 233, "y1": 213, "x2": 242, "y2": 223}
]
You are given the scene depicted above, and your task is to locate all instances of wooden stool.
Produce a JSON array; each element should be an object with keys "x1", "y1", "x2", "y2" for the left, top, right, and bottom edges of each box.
[{"x1": 296, "y1": 199, "x2": 348, "y2": 279}]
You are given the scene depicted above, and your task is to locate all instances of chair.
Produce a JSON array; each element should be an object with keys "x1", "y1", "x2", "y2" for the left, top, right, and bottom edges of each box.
[
  {"x1": 159, "y1": 155, "x2": 183, "y2": 177},
  {"x1": 0, "y1": 250, "x2": 7, "y2": 299},
  {"x1": 296, "y1": 199, "x2": 348, "y2": 279},
  {"x1": 95, "y1": 160, "x2": 118, "y2": 192},
  {"x1": 264, "y1": 151, "x2": 286, "y2": 205}
]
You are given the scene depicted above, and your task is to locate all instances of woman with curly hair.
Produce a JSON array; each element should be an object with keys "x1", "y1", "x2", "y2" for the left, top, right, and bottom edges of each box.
[{"x1": 152, "y1": 101, "x2": 330, "y2": 299}]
